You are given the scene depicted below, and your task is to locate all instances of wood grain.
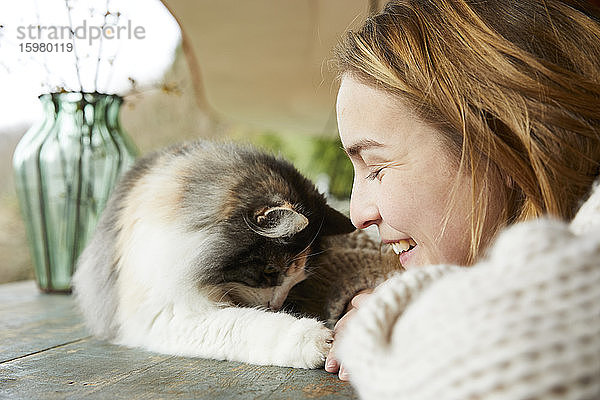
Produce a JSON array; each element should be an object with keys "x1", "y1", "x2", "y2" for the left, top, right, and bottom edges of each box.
[{"x1": 0, "y1": 281, "x2": 357, "y2": 399}]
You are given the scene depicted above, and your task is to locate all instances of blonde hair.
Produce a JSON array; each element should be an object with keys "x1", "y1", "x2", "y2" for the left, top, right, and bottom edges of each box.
[{"x1": 335, "y1": 0, "x2": 600, "y2": 263}]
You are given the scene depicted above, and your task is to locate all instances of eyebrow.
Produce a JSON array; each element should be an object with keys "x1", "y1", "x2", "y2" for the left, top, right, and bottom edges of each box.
[{"x1": 344, "y1": 139, "x2": 385, "y2": 157}]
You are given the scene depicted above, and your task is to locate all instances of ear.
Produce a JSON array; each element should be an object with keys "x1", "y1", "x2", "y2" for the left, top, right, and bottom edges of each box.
[
  {"x1": 253, "y1": 206, "x2": 309, "y2": 238},
  {"x1": 320, "y1": 204, "x2": 356, "y2": 236}
]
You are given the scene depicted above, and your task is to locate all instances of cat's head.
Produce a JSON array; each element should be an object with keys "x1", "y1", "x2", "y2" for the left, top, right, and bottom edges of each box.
[
  {"x1": 184, "y1": 143, "x2": 355, "y2": 310},
  {"x1": 216, "y1": 201, "x2": 353, "y2": 310}
]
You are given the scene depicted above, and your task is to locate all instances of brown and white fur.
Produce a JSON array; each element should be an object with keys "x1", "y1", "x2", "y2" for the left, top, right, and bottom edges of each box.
[{"x1": 72, "y1": 141, "x2": 360, "y2": 368}]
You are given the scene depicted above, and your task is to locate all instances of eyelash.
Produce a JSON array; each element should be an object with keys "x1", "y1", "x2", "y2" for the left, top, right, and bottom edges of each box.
[{"x1": 366, "y1": 167, "x2": 384, "y2": 181}]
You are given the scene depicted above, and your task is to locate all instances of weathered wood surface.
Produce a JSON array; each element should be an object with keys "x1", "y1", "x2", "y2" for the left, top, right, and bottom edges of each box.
[{"x1": 0, "y1": 281, "x2": 357, "y2": 399}]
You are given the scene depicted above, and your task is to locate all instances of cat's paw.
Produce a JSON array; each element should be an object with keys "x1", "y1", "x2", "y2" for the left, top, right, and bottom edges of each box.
[{"x1": 285, "y1": 317, "x2": 333, "y2": 369}]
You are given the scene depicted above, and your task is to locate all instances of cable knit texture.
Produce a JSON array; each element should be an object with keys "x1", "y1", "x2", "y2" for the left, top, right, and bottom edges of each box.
[{"x1": 338, "y1": 182, "x2": 600, "y2": 400}]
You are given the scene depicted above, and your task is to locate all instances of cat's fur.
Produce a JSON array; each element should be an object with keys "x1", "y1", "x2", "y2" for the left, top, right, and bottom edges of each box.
[
  {"x1": 73, "y1": 140, "x2": 397, "y2": 368},
  {"x1": 288, "y1": 229, "x2": 399, "y2": 328}
]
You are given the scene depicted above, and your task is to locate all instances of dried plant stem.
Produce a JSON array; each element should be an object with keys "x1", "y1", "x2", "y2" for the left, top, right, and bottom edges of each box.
[
  {"x1": 65, "y1": 0, "x2": 83, "y2": 92},
  {"x1": 94, "y1": 0, "x2": 111, "y2": 92},
  {"x1": 33, "y1": 0, "x2": 52, "y2": 92},
  {"x1": 158, "y1": 0, "x2": 217, "y2": 119}
]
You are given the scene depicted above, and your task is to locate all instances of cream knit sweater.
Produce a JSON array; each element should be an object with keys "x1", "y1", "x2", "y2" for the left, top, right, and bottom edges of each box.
[{"x1": 338, "y1": 182, "x2": 600, "y2": 400}]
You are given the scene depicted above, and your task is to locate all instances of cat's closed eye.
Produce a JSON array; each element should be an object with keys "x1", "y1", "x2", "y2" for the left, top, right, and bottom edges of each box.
[{"x1": 263, "y1": 265, "x2": 278, "y2": 276}]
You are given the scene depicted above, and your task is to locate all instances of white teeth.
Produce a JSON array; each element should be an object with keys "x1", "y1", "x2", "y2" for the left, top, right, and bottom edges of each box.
[{"x1": 391, "y1": 239, "x2": 411, "y2": 254}]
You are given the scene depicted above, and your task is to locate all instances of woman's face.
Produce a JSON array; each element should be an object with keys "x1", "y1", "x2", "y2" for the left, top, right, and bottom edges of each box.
[{"x1": 337, "y1": 75, "x2": 474, "y2": 268}]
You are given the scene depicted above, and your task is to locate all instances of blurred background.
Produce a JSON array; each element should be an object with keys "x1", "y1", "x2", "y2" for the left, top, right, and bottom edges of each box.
[{"x1": 0, "y1": 0, "x2": 381, "y2": 283}]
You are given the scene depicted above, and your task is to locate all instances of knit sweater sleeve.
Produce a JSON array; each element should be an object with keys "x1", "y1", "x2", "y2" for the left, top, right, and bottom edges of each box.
[{"x1": 338, "y1": 198, "x2": 600, "y2": 399}]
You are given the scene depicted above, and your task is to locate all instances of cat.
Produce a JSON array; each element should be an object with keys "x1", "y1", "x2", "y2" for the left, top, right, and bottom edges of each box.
[
  {"x1": 287, "y1": 228, "x2": 399, "y2": 329},
  {"x1": 73, "y1": 140, "x2": 399, "y2": 369}
]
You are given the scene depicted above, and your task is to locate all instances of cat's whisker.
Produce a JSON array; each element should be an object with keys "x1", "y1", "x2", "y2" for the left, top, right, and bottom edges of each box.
[
  {"x1": 301, "y1": 268, "x2": 328, "y2": 281},
  {"x1": 304, "y1": 250, "x2": 328, "y2": 259},
  {"x1": 306, "y1": 216, "x2": 326, "y2": 250},
  {"x1": 287, "y1": 217, "x2": 327, "y2": 265},
  {"x1": 215, "y1": 285, "x2": 238, "y2": 305},
  {"x1": 288, "y1": 250, "x2": 324, "y2": 264}
]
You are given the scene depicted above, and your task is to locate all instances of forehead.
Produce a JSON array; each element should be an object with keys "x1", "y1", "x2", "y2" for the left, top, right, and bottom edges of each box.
[
  {"x1": 336, "y1": 76, "x2": 417, "y2": 148},
  {"x1": 336, "y1": 75, "x2": 451, "y2": 157}
]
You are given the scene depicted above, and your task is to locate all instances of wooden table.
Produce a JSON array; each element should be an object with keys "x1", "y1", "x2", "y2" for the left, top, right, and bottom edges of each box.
[{"x1": 0, "y1": 281, "x2": 357, "y2": 399}]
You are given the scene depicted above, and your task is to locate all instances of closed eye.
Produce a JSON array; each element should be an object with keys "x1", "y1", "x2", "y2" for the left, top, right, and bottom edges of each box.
[
  {"x1": 263, "y1": 265, "x2": 278, "y2": 276},
  {"x1": 366, "y1": 167, "x2": 384, "y2": 181}
]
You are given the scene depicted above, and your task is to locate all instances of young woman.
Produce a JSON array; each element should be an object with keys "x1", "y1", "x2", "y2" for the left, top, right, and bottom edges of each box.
[{"x1": 326, "y1": 1, "x2": 600, "y2": 398}]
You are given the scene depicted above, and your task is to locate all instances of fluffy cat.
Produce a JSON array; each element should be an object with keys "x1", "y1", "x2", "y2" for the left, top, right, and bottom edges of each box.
[
  {"x1": 73, "y1": 140, "x2": 398, "y2": 368},
  {"x1": 287, "y1": 229, "x2": 399, "y2": 328}
]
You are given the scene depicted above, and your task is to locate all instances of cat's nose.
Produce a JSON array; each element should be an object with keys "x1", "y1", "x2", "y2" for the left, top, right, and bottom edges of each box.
[
  {"x1": 286, "y1": 262, "x2": 301, "y2": 276},
  {"x1": 267, "y1": 301, "x2": 281, "y2": 312}
]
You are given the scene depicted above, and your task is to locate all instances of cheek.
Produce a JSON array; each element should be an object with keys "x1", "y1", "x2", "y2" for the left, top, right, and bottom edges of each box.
[
  {"x1": 377, "y1": 174, "x2": 423, "y2": 229},
  {"x1": 377, "y1": 172, "x2": 472, "y2": 265},
  {"x1": 420, "y1": 175, "x2": 472, "y2": 265}
]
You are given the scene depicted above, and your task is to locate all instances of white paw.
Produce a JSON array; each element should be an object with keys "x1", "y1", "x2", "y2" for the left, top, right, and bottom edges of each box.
[{"x1": 286, "y1": 318, "x2": 333, "y2": 369}]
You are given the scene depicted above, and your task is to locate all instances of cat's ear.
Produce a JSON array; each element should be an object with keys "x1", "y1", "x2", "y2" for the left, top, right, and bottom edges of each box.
[
  {"x1": 321, "y1": 205, "x2": 356, "y2": 236},
  {"x1": 253, "y1": 206, "x2": 309, "y2": 238}
]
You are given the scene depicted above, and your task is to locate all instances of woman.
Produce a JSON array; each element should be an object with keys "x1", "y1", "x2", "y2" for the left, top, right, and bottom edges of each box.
[{"x1": 326, "y1": 1, "x2": 600, "y2": 398}]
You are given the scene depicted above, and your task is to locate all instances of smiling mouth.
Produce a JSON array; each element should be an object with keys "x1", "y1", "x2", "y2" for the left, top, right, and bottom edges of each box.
[{"x1": 389, "y1": 238, "x2": 417, "y2": 255}]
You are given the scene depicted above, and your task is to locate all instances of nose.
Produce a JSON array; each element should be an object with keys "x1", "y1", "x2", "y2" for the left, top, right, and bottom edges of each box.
[
  {"x1": 350, "y1": 177, "x2": 381, "y2": 229},
  {"x1": 267, "y1": 301, "x2": 281, "y2": 312}
]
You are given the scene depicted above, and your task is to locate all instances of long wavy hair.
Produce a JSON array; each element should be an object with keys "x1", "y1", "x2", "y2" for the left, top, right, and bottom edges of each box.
[{"x1": 335, "y1": 0, "x2": 600, "y2": 263}]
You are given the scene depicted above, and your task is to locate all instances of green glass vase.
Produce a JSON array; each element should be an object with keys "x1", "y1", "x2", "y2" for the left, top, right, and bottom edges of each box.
[{"x1": 13, "y1": 92, "x2": 138, "y2": 293}]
